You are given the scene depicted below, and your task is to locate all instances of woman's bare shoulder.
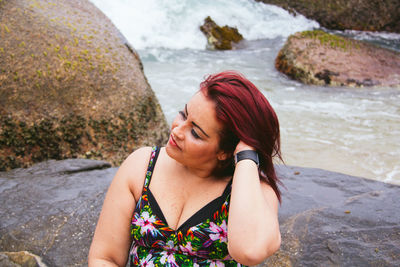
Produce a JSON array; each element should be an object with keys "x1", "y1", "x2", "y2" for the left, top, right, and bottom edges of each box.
[{"x1": 118, "y1": 146, "x2": 154, "y2": 201}]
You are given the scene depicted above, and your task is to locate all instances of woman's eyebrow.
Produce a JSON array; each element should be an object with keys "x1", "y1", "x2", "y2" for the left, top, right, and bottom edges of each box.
[{"x1": 185, "y1": 104, "x2": 210, "y2": 138}]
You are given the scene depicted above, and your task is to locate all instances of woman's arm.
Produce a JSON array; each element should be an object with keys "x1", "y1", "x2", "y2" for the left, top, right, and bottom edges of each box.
[
  {"x1": 88, "y1": 147, "x2": 152, "y2": 266},
  {"x1": 227, "y1": 142, "x2": 281, "y2": 266}
]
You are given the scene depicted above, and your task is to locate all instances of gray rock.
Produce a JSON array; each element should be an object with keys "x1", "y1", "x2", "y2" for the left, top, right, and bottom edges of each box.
[
  {"x1": 261, "y1": 165, "x2": 400, "y2": 267},
  {"x1": 0, "y1": 159, "x2": 117, "y2": 266},
  {"x1": 1, "y1": 160, "x2": 399, "y2": 266}
]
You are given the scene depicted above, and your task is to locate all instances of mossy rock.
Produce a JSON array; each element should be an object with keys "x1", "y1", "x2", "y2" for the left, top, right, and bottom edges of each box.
[
  {"x1": 275, "y1": 30, "x2": 400, "y2": 87},
  {"x1": 200, "y1": 16, "x2": 244, "y2": 50},
  {"x1": 0, "y1": 0, "x2": 169, "y2": 170}
]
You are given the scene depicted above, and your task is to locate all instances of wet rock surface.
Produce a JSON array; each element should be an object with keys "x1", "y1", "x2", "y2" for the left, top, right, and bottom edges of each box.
[
  {"x1": 200, "y1": 16, "x2": 244, "y2": 50},
  {"x1": 256, "y1": 0, "x2": 400, "y2": 33},
  {"x1": 0, "y1": 0, "x2": 169, "y2": 171},
  {"x1": 261, "y1": 165, "x2": 400, "y2": 267},
  {"x1": 275, "y1": 30, "x2": 400, "y2": 87},
  {"x1": 1, "y1": 159, "x2": 399, "y2": 266},
  {"x1": 0, "y1": 159, "x2": 117, "y2": 266}
]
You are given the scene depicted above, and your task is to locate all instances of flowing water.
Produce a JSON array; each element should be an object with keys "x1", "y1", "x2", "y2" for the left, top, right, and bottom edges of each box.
[{"x1": 90, "y1": 0, "x2": 400, "y2": 185}]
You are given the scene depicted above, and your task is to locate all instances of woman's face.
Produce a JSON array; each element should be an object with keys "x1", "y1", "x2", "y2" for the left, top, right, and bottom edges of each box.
[{"x1": 166, "y1": 92, "x2": 227, "y2": 174}]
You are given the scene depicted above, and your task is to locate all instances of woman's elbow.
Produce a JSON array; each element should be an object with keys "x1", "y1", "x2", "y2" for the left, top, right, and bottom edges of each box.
[{"x1": 229, "y1": 232, "x2": 281, "y2": 266}]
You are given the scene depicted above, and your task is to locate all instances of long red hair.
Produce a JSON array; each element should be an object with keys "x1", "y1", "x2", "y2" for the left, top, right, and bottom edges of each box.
[{"x1": 200, "y1": 71, "x2": 282, "y2": 201}]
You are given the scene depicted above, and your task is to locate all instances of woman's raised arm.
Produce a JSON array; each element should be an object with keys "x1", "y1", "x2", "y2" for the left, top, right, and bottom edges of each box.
[
  {"x1": 88, "y1": 147, "x2": 152, "y2": 266},
  {"x1": 227, "y1": 142, "x2": 281, "y2": 266}
]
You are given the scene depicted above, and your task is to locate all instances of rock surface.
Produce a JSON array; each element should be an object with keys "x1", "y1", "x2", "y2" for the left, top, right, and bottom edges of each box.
[
  {"x1": 1, "y1": 159, "x2": 399, "y2": 266},
  {"x1": 0, "y1": 0, "x2": 169, "y2": 171},
  {"x1": 200, "y1": 16, "x2": 244, "y2": 50},
  {"x1": 275, "y1": 30, "x2": 400, "y2": 87},
  {"x1": 256, "y1": 0, "x2": 400, "y2": 33}
]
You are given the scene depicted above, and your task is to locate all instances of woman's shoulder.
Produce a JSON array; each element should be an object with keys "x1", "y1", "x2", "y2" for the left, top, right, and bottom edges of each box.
[{"x1": 119, "y1": 146, "x2": 157, "y2": 200}]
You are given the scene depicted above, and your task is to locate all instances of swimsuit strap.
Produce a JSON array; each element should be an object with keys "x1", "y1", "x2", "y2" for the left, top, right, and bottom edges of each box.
[{"x1": 143, "y1": 146, "x2": 161, "y2": 188}]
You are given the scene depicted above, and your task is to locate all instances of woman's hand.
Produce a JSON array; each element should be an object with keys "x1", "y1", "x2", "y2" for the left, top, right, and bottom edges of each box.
[{"x1": 234, "y1": 140, "x2": 255, "y2": 155}]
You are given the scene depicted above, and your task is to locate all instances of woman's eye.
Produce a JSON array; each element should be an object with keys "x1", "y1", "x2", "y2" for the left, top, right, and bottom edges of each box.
[
  {"x1": 179, "y1": 111, "x2": 186, "y2": 120},
  {"x1": 191, "y1": 129, "x2": 200, "y2": 139}
]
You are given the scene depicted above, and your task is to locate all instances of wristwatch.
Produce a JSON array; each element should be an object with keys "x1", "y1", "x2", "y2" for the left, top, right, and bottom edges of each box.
[{"x1": 234, "y1": 150, "x2": 259, "y2": 166}]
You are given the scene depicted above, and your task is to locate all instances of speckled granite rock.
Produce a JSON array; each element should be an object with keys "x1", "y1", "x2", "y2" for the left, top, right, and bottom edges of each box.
[
  {"x1": 1, "y1": 159, "x2": 399, "y2": 266},
  {"x1": 0, "y1": 0, "x2": 169, "y2": 171}
]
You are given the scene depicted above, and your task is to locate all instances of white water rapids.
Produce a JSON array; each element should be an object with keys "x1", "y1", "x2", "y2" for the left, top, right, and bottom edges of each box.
[{"x1": 90, "y1": 0, "x2": 400, "y2": 185}]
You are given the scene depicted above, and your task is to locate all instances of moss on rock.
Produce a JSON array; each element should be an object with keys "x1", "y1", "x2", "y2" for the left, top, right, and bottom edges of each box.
[
  {"x1": 200, "y1": 16, "x2": 244, "y2": 50},
  {"x1": 275, "y1": 30, "x2": 400, "y2": 87}
]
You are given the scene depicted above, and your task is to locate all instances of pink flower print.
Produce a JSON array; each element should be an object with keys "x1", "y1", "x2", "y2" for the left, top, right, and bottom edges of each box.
[
  {"x1": 130, "y1": 244, "x2": 138, "y2": 256},
  {"x1": 163, "y1": 240, "x2": 178, "y2": 252},
  {"x1": 160, "y1": 240, "x2": 178, "y2": 266},
  {"x1": 159, "y1": 250, "x2": 177, "y2": 266},
  {"x1": 139, "y1": 254, "x2": 155, "y2": 267},
  {"x1": 179, "y1": 242, "x2": 195, "y2": 256},
  {"x1": 207, "y1": 259, "x2": 225, "y2": 267},
  {"x1": 134, "y1": 211, "x2": 157, "y2": 235},
  {"x1": 209, "y1": 221, "x2": 228, "y2": 243}
]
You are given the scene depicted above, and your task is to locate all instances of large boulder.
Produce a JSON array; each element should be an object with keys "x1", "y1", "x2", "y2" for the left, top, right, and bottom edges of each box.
[
  {"x1": 200, "y1": 16, "x2": 244, "y2": 50},
  {"x1": 0, "y1": 0, "x2": 169, "y2": 171},
  {"x1": 275, "y1": 30, "x2": 400, "y2": 87},
  {"x1": 256, "y1": 0, "x2": 400, "y2": 33},
  {"x1": 1, "y1": 159, "x2": 399, "y2": 266}
]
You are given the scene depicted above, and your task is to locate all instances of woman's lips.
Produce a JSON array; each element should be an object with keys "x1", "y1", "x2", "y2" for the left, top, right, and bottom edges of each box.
[{"x1": 169, "y1": 134, "x2": 181, "y2": 149}]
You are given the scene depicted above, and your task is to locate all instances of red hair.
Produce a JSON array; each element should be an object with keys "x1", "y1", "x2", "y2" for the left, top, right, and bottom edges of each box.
[{"x1": 200, "y1": 71, "x2": 282, "y2": 201}]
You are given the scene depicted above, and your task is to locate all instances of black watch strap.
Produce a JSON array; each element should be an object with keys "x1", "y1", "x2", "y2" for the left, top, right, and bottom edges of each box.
[{"x1": 234, "y1": 150, "x2": 259, "y2": 166}]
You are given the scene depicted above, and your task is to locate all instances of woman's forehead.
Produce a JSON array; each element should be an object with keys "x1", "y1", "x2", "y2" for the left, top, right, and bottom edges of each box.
[{"x1": 187, "y1": 92, "x2": 222, "y2": 137}]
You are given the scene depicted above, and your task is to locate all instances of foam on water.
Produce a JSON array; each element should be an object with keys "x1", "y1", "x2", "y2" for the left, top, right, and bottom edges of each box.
[
  {"x1": 88, "y1": 1, "x2": 400, "y2": 185},
  {"x1": 89, "y1": 0, "x2": 318, "y2": 49}
]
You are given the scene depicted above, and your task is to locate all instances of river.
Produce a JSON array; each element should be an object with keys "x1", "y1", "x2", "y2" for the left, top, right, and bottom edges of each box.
[{"x1": 89, "y1": 0, "x2": 400, "y2": 185}]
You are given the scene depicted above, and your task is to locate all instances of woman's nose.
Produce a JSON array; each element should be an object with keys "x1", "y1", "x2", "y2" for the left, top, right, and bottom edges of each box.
[{"x1": 172, "y1": 122, "x2": 185, "y2": 140}]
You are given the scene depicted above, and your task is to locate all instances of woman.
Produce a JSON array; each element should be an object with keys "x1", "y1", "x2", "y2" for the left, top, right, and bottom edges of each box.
[{"x1": 89, "y1": 71, "x2": 282, "y2": 266}]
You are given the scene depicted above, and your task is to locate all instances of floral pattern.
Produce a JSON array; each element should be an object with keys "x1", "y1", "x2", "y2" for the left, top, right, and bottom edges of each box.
[{"x1": 130, "y1": 146, "x2": 245, "y2": 266}]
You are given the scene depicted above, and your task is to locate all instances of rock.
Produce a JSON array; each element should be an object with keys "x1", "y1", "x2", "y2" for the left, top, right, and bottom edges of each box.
[
  {"x1": 0, "y1": 159, "x2": 117, "y2": 266},
  {"x1": 0, "y1": 251, "x2": 45, "y2": 267},
  {"x1": 255, "y1": 0, "x2": 400, "y2": 33},
  {"x1": 275, "y1": 30, "x2": 400, "y2": 87},
  {"x1": 0, "y1": 0, "x2": 169, "y2": 171},
  {"x1": 1, "y1": 159, "x2": 399, "y2": 266},
  {"x1": 200, "y1": 16, "x2": 244, "y2": 50},
  {"x1": 259, "y1": 165, "x2": 400, "y2": 267}
]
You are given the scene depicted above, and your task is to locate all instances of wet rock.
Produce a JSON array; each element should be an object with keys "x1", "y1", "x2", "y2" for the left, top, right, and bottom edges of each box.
[
  {"x1": 275, "y1": 30, "x2": 400, "y2": 87},
  {"x1": 256, "y1": 0, "x2": 400, "y2": 33},
  {"x1": 260, "y1": 166, "x2": 400, "y2": 267},
  {"x1": 200, "y1": 16, "x2": 243, "y2": 50},
  {"x1": 1, "y1": 159, "x2": 399, "y2": 266},
  {"x1": 0, "y1": 159, "x2": 117, "y2": 266},
  {"x1": 0, "y1": 0, "x2": 169, "y2": 171}
]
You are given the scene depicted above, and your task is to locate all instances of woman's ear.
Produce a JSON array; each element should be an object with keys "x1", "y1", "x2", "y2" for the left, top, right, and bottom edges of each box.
[{"x1": 217, "y1": 150, "x2": 230, "y2": 161}]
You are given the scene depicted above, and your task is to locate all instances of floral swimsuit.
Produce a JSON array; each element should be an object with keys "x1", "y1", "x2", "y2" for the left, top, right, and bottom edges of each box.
[{"x1": 130, "y1": 146, "x2": 245, "y2": 266}]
